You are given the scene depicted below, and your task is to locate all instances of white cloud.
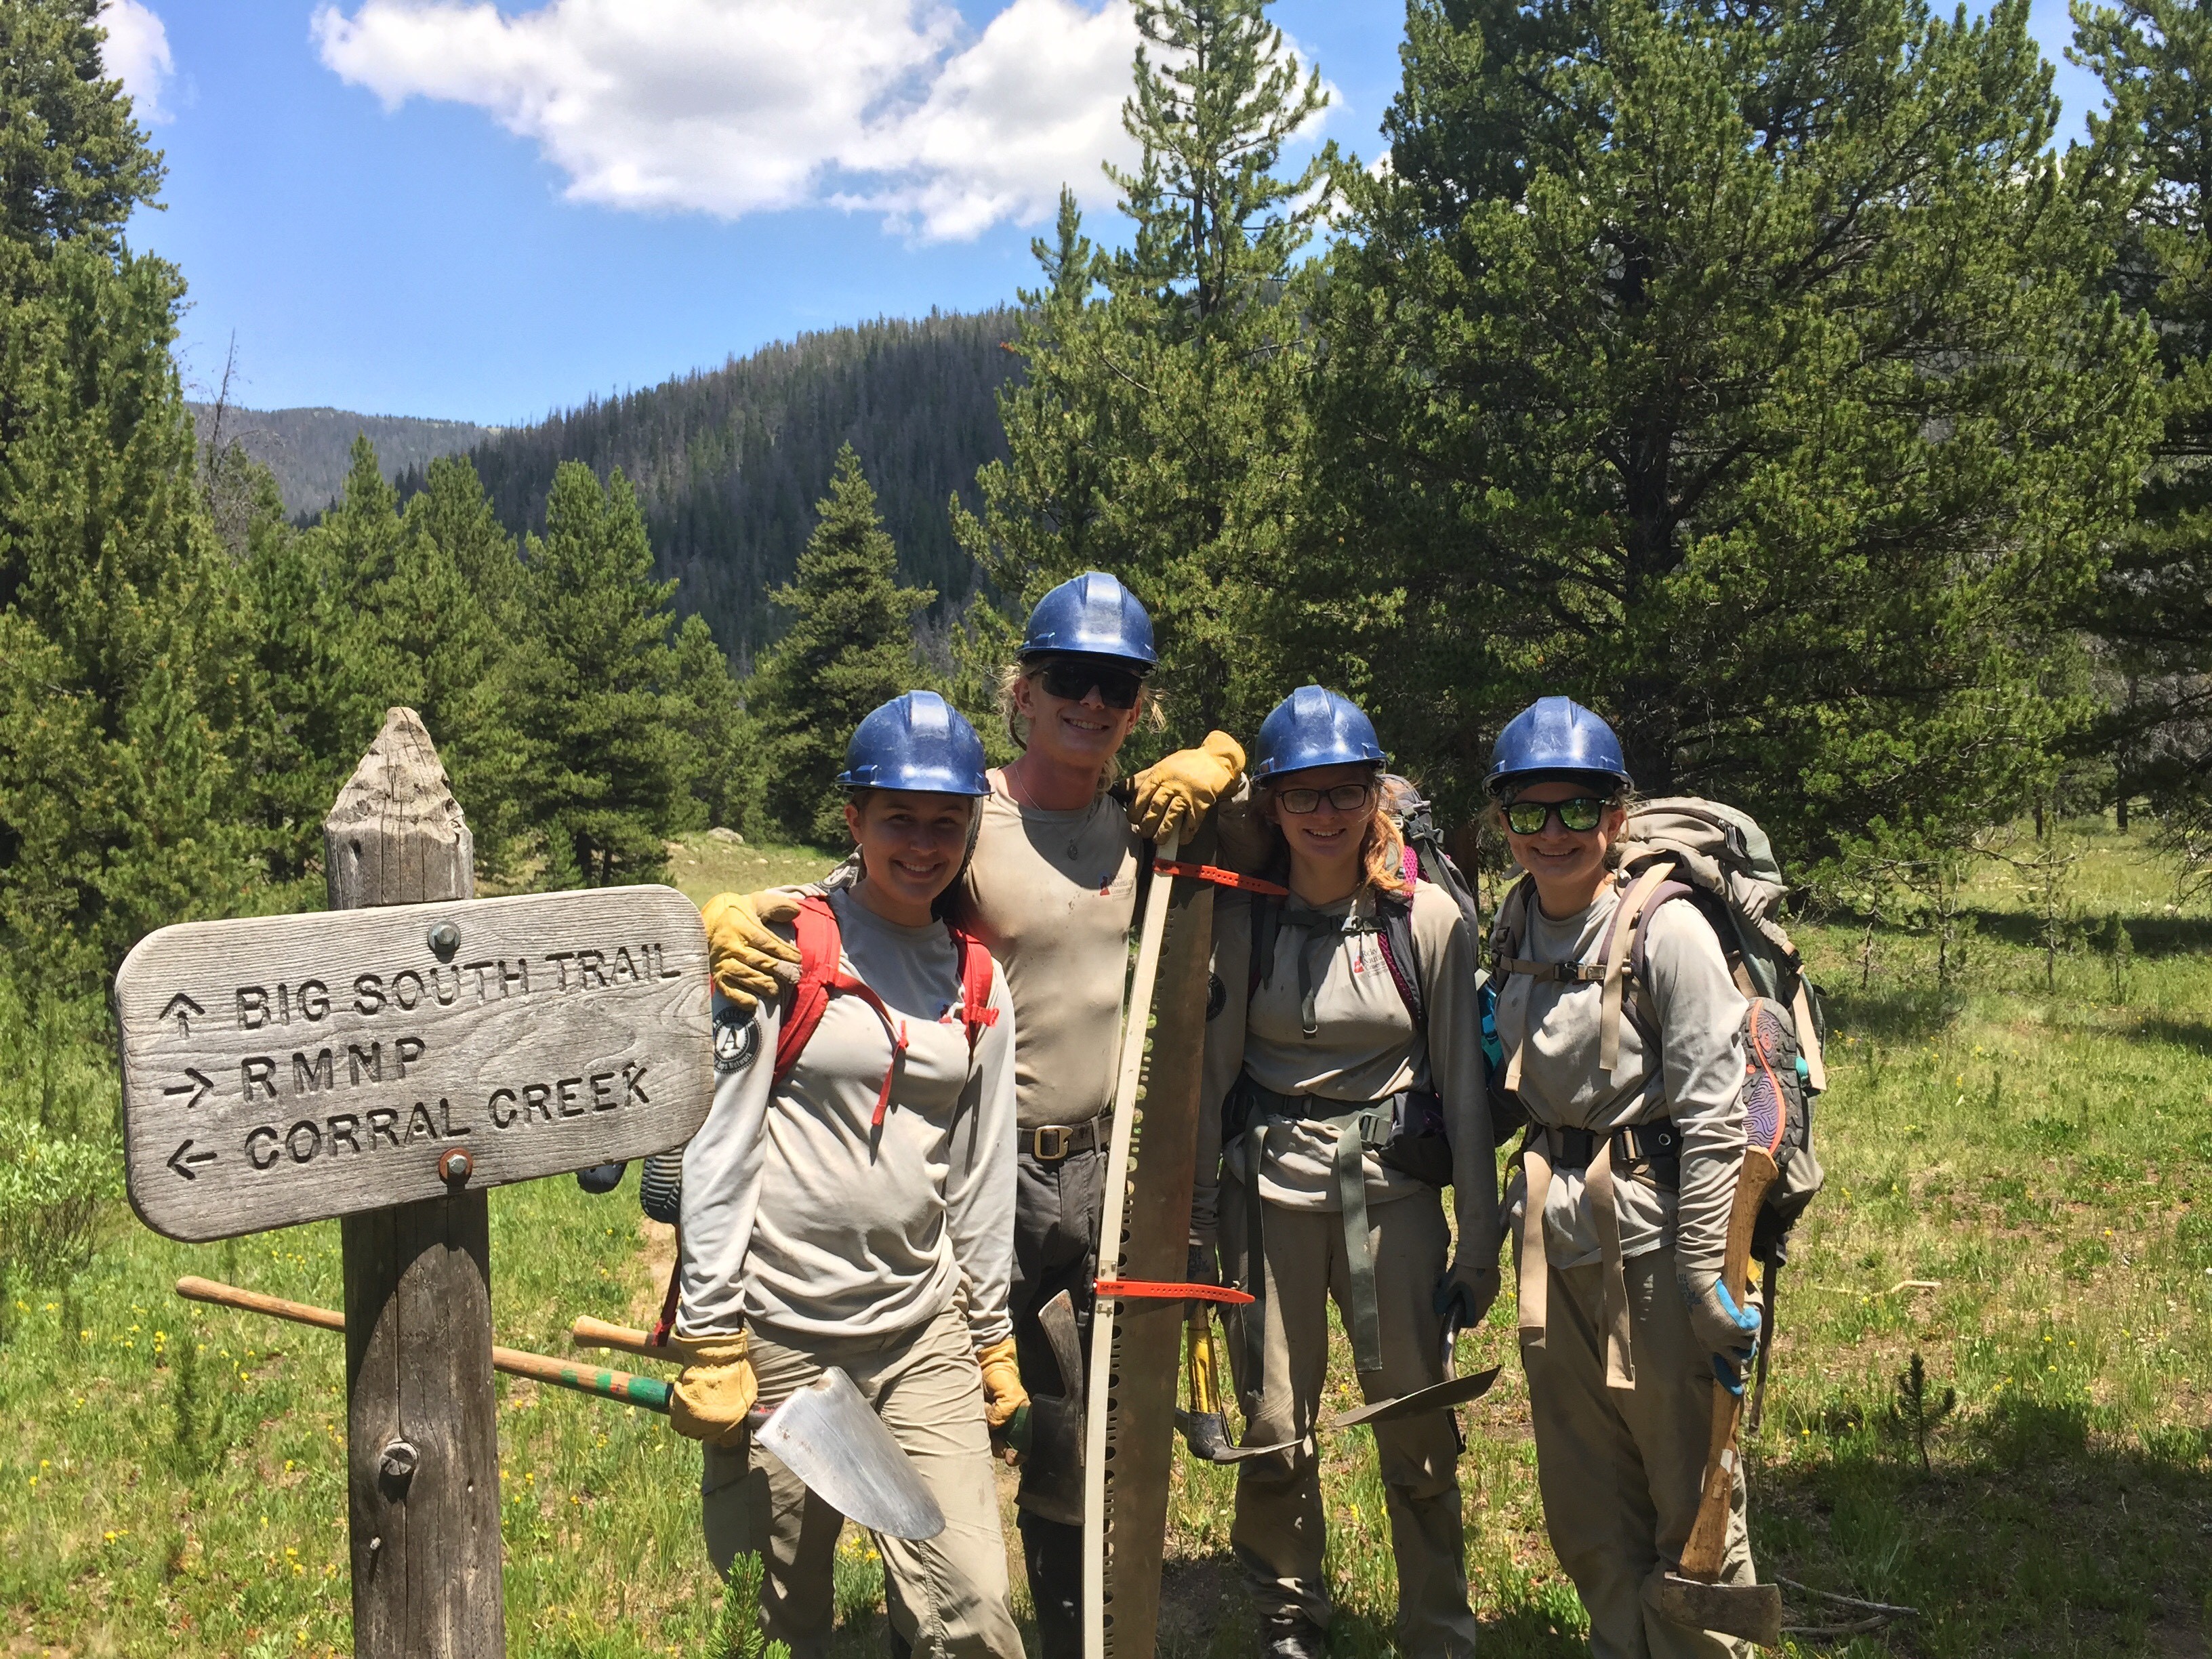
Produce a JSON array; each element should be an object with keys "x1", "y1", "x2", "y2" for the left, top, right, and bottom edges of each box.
[
  {"x1": 312, "y1": 0, "x2": 1147, "y2": 240},
  {"x1": 101, "y1": 0, "x2": 175, "y2": 124}
]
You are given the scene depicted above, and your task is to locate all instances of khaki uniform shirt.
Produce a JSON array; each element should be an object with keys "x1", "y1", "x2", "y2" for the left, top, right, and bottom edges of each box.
[
  {"x1": 1496, "y1": 882, "x2": 1746, "y2": 1277},
  {"x1": 678, "y1": 889, "x2": 1019, "y2": 1348},
  {"x1": 1197, "y1": 882, "x2": 1501, "y2": 1260}
]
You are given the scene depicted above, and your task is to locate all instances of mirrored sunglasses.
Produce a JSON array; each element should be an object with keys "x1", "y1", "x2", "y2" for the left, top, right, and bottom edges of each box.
[
  {"x1": 1276, "y1": 783, "x2": 1375, "y2": 815},
  {"x1": 1037, "y1": 660, "x2": 1145, "y2": 710},
  {"x1": 1503, "y1": 796, "x2": 1609, "y2": 836}
]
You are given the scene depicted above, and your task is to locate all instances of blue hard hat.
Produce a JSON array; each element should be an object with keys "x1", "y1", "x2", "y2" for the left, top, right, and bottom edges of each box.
[
  {"x1": 1252, "y1": 686, "x2": 1388, "y2": 781},
  {"x1": 1019, "y1": 571, "x2": 1157, "y2": 667},
  {"x1": 838, "y1": 691, "x2": 991, "y2": 796},
  {"x1": 1486, "y1": 697, "x2": 1633, "y2": 795}
]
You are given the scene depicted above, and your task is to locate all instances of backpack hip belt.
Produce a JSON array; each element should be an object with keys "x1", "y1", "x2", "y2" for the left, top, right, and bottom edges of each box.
[
  {"x1": 1532, "y1": 1119, "x2": 1681, "y2": 1189},
  {"x1": 1513, "y1": 1128, "x2": 1638, "y2": 1392},
  {"x1": 1227, "y1": 1076, "x2": 1439, "y2": 1380}
]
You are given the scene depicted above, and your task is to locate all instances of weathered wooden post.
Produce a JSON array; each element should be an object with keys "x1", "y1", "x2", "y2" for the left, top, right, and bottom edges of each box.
[
  {"x1": 114, "y1": 705, "x2": 714, "y2": 1657},
  {"x1": 324, "y1": 709, "x2": 501, "y2": 1656}
]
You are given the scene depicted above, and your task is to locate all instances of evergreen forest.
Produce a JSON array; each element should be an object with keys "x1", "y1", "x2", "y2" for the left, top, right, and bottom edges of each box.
[{"x1": 5, "y1": 0, "x2": 2212, "y2": 1644}]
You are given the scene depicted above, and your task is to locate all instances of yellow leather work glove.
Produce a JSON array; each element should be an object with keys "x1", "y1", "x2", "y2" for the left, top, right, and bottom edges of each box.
[
  {"x1": 977, "y1": 1335, "x2": 1029, "y2": 1466},
  {"x1": 700, "y1": 889, "x2": 804, "y2": 1012},
  {"x1": 665, "y1": 1331, "x2": 759, "y2": 1448},
  {"x1": 1129, "y1": 730, "x2": 1246, "y2": 842}
]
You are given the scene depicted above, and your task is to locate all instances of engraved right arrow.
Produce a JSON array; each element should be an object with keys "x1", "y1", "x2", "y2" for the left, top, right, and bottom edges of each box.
[{"x1": 163, "y1": 1068, "x2": 215, "y2": 1111}]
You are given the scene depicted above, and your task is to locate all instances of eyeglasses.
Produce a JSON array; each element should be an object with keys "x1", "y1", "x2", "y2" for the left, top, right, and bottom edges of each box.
[
  {"x1": 1036, "y1": 660, "x2": 1145, "y2": 710},
  {"x1": 1275, "y1": 783, "x2": 1375, "y2": 815},
  {"x1": 1502, "y1": 796, "x2": 1610, "y2": 836}
]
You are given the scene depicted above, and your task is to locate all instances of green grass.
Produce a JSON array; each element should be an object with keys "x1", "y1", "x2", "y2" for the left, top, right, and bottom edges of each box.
[{"x1": 3, "y1": 820, "x2": 2208, "y2": 1655}]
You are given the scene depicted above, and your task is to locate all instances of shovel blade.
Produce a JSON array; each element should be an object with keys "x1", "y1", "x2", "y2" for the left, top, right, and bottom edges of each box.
[
  {"x1": 755, "y1": 1368, "x2": 946, "y2": 1542},
  {"x1": 1326, "y1": 1366, "x2": 1502, "y2": 1430},
  {"x1": 1654, "y1": 1574, "x2": 1782, "y2": 1649}
]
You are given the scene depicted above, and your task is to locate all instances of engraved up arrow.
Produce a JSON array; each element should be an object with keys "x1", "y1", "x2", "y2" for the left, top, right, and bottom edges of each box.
[
  {"x1": 161, "y1": 992, "x2": 205, "y2": 1035},
  {"x1": 167, "y1": 1140, "x2": 217, "y2": 1180},
  {"x1": 163, "y1": 1068, "x2": 215, "y2": 1110}
]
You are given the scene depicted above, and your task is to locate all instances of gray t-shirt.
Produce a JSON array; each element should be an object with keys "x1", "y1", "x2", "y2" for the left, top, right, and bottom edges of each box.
[
  {"x1": 1496, "y1": 881, "x2": 1746, "y2": 1276},
  {"x1": 677, "y1": 888, "x2": 1018, "y2": 1348},
  {"x1": 1197, "y1": 882, "x2": 1501, "y2": 1261}
]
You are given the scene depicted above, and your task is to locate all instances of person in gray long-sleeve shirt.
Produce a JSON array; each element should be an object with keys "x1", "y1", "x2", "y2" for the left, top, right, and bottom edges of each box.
[
  {"x1": 669, "y1": 692, "x2": 1025, "y2": 1659},
  {"x1": 1195, "y1": 687, "x2": 1500, "y2": 1659},
  {"x1": 1486, "y1": 697, "x2": 1761, "y2": 1659}
]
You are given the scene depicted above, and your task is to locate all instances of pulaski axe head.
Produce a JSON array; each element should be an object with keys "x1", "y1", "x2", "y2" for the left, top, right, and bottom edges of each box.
[
  {"x1": 748, "y1": 1368, "x2": 945, "y2": 1542},
  {"x1": 1652, "y1": 1574, "x2": 1782, "y2": 1650}
]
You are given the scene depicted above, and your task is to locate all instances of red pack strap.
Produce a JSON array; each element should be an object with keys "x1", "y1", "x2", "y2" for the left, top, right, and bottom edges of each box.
[
  {"x1": 948, "y1": 926, "x2": 1000, "y2": 1053},
  {"x1": 1154, "y1": 860, "x2": 1290, "y2": 897},
  {"x1": 1094, "y1": 1277, "x2": 1256, "y2": 1306},
  {"x1": 772, "y1": 895, "x2": 908, "y2": 1130}
]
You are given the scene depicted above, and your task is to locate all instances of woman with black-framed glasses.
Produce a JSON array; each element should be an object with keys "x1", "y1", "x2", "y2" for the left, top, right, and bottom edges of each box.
[
  {"x1": 1486, "y1": 697, "x2": 1763, "y2": 1659},
  {"x1": 1191, "y1": 685, "x2": 1498, "y2": 1659}
]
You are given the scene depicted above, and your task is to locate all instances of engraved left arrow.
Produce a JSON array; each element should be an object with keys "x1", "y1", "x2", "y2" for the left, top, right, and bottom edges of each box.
[
  {"x1": 163, "y1": 1069, "x2": 215, "y2": 1110},
  {"x1": 167, "y1": 1141, "x2": 217, "y2": 1180}
]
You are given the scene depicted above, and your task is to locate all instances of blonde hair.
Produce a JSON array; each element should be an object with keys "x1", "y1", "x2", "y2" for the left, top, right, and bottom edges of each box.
[{"x1": 996, "y1": 659, "x2": 1168, "y2": 790}]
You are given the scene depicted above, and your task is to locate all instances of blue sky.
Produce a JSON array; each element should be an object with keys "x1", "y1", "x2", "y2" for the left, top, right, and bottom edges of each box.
[{"x1": 115, "y1": 0, "x2": 2106, "y2": 428}]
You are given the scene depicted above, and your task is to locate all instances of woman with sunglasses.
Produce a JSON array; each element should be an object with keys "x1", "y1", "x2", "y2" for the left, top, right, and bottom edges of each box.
[
  {"x1": 697, "y1": 572, "x2": 1248, "y2": 1656},
  {"x1": 1194, "y1": 686, "x2": 1499, "y2": 1659},
  {"x1": 1486, "y1": 697, "x2": 1761, "y2": 1659}
]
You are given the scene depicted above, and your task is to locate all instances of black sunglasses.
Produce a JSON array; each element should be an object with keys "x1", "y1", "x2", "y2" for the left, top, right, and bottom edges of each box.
[
  {"x1": 1275, "y1": 783, "x2": 1374, "y2": 815},
  {"x1": 1036, "y1": 660, "x2": 1145, "y2": 710},
  {"x1": 1502, "y1": 796, "x2": 1610, "y2": 836}
]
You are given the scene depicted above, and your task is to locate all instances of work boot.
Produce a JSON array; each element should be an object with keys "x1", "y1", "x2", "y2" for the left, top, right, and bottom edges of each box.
[{"x1": 1261, "y1": 1614, "x2": 1328, "y2": 1658}]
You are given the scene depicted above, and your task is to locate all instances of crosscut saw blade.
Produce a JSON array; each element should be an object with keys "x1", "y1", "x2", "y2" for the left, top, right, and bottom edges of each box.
[{"x1": 1082, "y1": 821, "x2": 1219, "y2": 1659}]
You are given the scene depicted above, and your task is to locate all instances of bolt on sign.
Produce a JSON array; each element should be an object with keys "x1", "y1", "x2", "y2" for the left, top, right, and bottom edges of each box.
[{"x1": 117, "y1": 885, "x2": 714, "y2": 1242}]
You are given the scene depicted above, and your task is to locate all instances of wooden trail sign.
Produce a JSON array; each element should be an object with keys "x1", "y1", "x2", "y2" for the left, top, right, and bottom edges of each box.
[
  {"x1": 112, "y1": 708, "x2": 714, "y2": 1658},
  {"x1": 117, "y1": 885, "x2": 712, "y2": 1242}
]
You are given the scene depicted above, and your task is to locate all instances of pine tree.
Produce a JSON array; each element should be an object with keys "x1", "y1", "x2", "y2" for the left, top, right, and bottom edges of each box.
[
  {"x1": 511, "y1": 462, "x2": 686, "y2": 886},
  {"x1": 956, "y1": 0, "x2": 1340, "y2": 744},
  {"x1": 1296, "y1": 0, "x2": 2161, "y2": 863},
  {"x1": 354, "y1": 455, "x2": 527, "y2": 873},
  {"x1": 0, "y1": 0, "x2": 165, "y2": 251},
  {"x1": 0, "y1": 7, "x2": 251, "y2": 990},
  {"x1": 750, "y1": 447, "x2": 939, "y2": 843},
  {"x1": 2070, "y1": 0, "x2": 2212, "y2": 863},
  {"x1": 668, "y1": 613, "x2": 761, "y2": 834}
]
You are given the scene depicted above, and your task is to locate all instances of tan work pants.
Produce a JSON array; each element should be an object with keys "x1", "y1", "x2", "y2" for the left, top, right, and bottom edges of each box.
[
  {"x1": 1521, "y1": 1244, "x2": 1755, "y2": 1659},
  {"x1": 1221, "y1": 1177, "x2": 1479, "y2": 1658},
  {"x1": 700, "y1": 1303, "x2": 1023, "y2": 1659}
]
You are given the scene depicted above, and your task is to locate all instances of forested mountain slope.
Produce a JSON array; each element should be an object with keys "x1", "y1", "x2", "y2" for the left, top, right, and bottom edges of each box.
[
  {"x1": 186, "y1": 403, "x2": 488, "y2": 517},
  {"x1": 424, "y1": 309, "x2": 1022, "y2": 661}
]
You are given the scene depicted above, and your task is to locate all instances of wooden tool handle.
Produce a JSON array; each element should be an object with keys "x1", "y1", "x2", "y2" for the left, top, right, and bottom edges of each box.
[
  {"x1": 177, "y1": 1274, "x2": 345, "y2": 1333},
  {"x1": 178, "y1": 1276, "x2": 670, "y2": 1413},
  {"x1": 1679, "y1": 1147, "x2": 1778, "y2": 1580},
  {"x1": 571, "y1": 1314, "x2": 670, "y2": 1361}
]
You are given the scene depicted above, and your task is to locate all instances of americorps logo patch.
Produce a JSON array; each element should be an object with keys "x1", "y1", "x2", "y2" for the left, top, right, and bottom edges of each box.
[{"x1": 714, "y1": 1004, "x2": 760, "y2": 1073}]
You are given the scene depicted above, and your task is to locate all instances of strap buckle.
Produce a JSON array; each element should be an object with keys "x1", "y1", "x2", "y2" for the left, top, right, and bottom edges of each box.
[{"x1": 1031, "y1": 1124, "x2": 1072, "y2": 1161}]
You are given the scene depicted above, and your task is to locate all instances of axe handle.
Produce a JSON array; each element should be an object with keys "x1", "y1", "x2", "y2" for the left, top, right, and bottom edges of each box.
[
  {"x1": 1187, "y1": 1305, "x2": 1223, "y2": 1417},
  {"x1": 178, "y1": 1277, "x2": 672, "y2": 1413},
  {"x1": 571, "y1": 1314, "x2": 672, "y2": 1360},
  {"x1": 1679, "y1": 1147, "x2": 1778, "y2": 1580}
]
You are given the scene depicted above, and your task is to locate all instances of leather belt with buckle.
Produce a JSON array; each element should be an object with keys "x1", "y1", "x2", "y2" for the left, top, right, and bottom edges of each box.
[{"x1": 1027, "y1": 1117, "x2": 1105, "y2": 1162}]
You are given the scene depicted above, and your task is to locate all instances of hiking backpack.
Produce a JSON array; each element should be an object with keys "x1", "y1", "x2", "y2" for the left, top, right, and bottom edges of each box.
[{"x1": 1488, "y1": 796, "x2": 1829, "y2": 1426}]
